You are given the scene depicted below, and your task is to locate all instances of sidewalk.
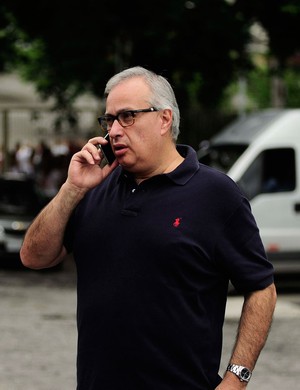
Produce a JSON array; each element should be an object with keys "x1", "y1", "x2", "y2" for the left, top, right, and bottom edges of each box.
[
  {"x1": 225, "y1": 294, "x2": 300, "y2": 319},
  {"x1": 0, "y1": 262, "x2": 299, "y2": 389}
]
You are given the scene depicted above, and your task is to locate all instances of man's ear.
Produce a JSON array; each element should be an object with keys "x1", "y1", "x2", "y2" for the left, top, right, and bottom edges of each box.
[{"x1": 160, "y1": 109, "x2": 173, "y2": 135}]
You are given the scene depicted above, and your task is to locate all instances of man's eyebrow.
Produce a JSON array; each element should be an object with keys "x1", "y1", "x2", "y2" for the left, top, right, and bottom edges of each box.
[{"x1": 105, "y1": 108, "x2": 132, "y2": 116}]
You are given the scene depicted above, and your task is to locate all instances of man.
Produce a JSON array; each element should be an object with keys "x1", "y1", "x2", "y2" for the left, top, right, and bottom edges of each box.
[{"x1": 21, "y1": 66, "x2": 276, "y2": 389}]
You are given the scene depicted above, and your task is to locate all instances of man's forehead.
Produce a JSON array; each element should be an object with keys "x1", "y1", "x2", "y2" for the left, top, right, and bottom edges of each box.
[{"x1": 106, "y1": 78, "x2": 150, "y2": 108}]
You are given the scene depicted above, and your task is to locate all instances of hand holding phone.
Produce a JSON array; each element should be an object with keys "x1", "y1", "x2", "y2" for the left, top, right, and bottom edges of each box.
[{"x1": 100, "y1": 134, "x2": 115, "y2": 165}]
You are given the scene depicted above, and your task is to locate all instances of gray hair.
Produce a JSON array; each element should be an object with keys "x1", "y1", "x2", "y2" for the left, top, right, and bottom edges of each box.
[{"x1": 104, "y1": 66, "x2": 180, "y2": 141}]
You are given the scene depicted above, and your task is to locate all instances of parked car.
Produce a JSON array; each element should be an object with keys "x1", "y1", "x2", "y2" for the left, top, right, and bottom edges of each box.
[
  {"x1": 0, "y1": 172, "x2": 48, "y2": 267},
  {"x1": 198, "y1": 109, "x2": 300, "y2": 274}
]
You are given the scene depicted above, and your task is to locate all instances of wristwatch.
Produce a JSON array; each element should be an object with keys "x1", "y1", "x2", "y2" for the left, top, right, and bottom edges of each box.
[{"x1": 226, "y1": 363, "x2": 252, "y2": 383}]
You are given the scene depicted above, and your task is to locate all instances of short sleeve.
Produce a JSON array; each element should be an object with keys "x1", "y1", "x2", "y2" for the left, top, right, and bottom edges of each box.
[{"x1": 215, "y1": 197, "x2": 274, "y2": 293}]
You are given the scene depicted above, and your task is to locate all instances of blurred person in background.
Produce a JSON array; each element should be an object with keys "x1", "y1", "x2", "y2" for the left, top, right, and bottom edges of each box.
[
  {"x1": 21, "y1": 66, "x2": 276, "y2": 390},
  {"x1": 14, "y1": 141, "x2": 34, "y2": 176}
]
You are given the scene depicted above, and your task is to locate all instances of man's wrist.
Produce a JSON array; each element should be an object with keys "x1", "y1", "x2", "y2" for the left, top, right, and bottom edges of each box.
[
  {"x1": 226, "y1": 363, "x2": 252, "y2": 384},
  {"x1": 219, "y1": 374, "x2": 248, "y2": 389},
  {"x1": 60, "y1": 181, "x2": 87, "y2": 202}
]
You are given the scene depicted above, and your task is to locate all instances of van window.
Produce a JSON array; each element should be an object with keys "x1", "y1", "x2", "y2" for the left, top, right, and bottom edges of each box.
[{"x1": 237, "y1": 148, "x2": 296, "y2": 200}]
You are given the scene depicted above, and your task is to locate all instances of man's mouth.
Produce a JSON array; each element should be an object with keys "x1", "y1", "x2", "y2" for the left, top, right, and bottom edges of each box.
[{"x1": 113, "y1": 144, "x2": 128, "y2": 157}]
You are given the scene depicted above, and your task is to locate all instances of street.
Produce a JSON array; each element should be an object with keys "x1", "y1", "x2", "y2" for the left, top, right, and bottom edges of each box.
[{"x1": 0, "y1": 256, "x2": 299, "y2": 390}]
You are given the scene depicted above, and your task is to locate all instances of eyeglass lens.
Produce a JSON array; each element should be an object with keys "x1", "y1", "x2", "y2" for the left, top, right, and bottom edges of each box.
[
  {"x1": 102, "y1": 112, "x2": 134, "y2": 131},
  {"x1": 98, "y1": 108, "x2": 157, "y2": 131}
]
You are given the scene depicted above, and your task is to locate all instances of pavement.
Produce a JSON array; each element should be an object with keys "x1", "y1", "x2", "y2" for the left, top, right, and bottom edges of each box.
[
  {"x1": 0, "y1": 257, "x2": 299, "y2": 389},
  {"x1": 221, "y1": 294, "x2": 300, "y2": 389}
]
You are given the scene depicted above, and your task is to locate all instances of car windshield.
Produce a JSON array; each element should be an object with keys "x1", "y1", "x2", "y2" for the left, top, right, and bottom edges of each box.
[
  {"x1": 0, "y1": 179, "x2": 42, "y2": 216},
  {"x1": 198, "y1": 144, "x2": 248, "y2": 173}
]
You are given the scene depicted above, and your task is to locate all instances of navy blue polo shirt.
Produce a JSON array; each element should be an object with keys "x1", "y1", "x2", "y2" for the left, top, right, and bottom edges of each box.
[{"x1": 64, "y1": 145, "x2": 274, "y2": 390}]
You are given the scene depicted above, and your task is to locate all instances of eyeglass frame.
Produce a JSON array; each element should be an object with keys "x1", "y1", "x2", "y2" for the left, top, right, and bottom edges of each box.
[{"x1": 97, "y1": 107, "x2": 158, "y2": 132}]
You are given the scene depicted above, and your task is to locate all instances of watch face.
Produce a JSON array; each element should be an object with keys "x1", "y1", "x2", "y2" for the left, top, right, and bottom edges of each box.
[{"x1": 240, "y1": 368, "x2": 251, "y2": 381}]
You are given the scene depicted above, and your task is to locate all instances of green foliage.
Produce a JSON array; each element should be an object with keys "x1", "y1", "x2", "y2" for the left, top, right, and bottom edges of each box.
[
  {"x1": 234, "y1": 0, "x2": 300, "y2": 66},
  {"x1": 247, "y1": 69, "x2": 271, "y2": 108},
  {"x1": 0, "y1": 0, "x2": 249, "y2": 109},
  {"x1": 284, "y1": 69, "x2": 300, "y2": 107},
  {"x1": 0, "y1": 8, "x2": 21, "y2": 72},
  {"x1": 1, "y1": 0, "x2": 300, "y2": 143},
  {"x1": 221, "y1": 67, "x2": 300, "y2": 113}
]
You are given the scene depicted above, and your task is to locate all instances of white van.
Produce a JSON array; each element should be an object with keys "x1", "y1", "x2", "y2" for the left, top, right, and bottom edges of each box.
[{"x1": 198, "y1": 109, "x2": 300, "y2": 273}]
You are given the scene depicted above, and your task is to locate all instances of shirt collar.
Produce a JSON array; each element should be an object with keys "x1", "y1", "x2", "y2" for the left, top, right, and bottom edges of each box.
[{"x1": 165, "y1": 144, "x2": 199, "y2": 185}]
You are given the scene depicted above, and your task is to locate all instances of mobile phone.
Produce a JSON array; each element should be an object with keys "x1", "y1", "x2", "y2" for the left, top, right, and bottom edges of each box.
[{"x1": 101, "y1": 133, "x2": 115, "y2": 165}]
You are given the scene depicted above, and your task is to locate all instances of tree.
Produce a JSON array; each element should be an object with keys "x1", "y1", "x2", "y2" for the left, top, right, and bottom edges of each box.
[
  {"x1": 2, "y1": 1, "x2": 300, "y2": 145},
  {"x1": 0, "y1": 0, "x2": 250, "y2": 144},
  {"x1": 234, "y1": 0, "x2": 300, "y2": 107},
  {"x1": 235, "y1": 0, "x2": 300, "y2": 66}
]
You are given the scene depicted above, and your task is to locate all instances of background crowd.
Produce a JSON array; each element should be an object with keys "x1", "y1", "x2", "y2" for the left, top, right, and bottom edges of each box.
[{"x1": 7, "y1": 139, "x2": 83, "y2": 199}]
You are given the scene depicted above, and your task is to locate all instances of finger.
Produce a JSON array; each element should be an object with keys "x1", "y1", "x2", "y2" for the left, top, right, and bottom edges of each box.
[
  {"x1": 73, "y1": 149, "x2": 100, "y2": 165},
  {"x1": 101, "y1": 159, "x2": 119, "y2": 178},
  {"x1": 88, "y1": 136, "x2": 108, "y2": 146},
  {"x1": 82, "y1": 142, "x2": 102, "y2": 161}
]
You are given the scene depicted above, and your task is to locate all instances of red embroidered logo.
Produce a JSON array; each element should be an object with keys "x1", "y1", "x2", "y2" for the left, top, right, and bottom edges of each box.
[{"x1": 173, "y1": 217, "x2": 182, "y2": 228}]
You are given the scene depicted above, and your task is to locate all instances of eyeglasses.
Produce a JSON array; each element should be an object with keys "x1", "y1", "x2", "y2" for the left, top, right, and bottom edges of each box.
[{"x1": 98, "y1": 107, "x2": 158, "y2": 132}]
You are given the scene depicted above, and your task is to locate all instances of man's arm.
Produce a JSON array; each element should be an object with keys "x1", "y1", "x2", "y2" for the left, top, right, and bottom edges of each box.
[
  {"x1": 216, "y1": 282, "x2": 277, "y2": 389},
  {"x1": 20, "y1": 182, "x2": 85, "y2": 269},
  {"x1": 20, "y1": 136, "x2": 118, "y2": 269}
]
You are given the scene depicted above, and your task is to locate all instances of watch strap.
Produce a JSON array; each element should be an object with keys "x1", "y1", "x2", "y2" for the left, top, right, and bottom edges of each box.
[{"x1": 227, "y1": 363, "x2": 252, "y2": 383}]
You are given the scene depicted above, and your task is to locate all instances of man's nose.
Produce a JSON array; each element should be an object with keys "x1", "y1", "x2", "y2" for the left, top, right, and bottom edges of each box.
[{"x1": 109, "y1": 119, "x2": 124, "y2": 138}]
